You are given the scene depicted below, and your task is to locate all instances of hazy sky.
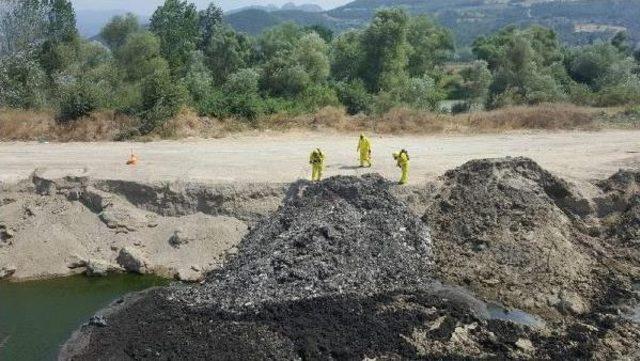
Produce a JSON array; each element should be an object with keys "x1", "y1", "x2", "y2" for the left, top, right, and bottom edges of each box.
[{"x1": 71, "y1": 0, "x2": 352, "y2": 14}]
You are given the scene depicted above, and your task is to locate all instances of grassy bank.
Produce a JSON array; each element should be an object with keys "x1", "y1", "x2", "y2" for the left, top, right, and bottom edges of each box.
[{"x1": 0, "y1": 104, "x2": 637, "y2": 142}]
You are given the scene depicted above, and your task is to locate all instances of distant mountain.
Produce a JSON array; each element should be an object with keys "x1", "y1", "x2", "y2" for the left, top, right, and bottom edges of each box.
[
  {"x1": 226, "y1": 3, "x2": 323, "y2": 15},
  {"x1": 76, "y1": 3, "x2": 324, "y2": 38},
  {"x1": 226, "y1": 0, "x2": 640, "y2": 47},
  {"x1": 281, "y1": 2, "x2": 323, "y2": 12},
  {"x1": 226, "y1": 9, "x2": 337, "y2": 35}
]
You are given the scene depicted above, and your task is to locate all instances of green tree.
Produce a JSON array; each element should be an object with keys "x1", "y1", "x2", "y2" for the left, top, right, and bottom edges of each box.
[
  {"x1": 293, "y1": 32, "x2": 330, "y2": 83},
  {"x1": 57, "y1": 80, "x2": 99, "y2": 122},
  {"x1": 262, "y1": 56, "x2": 310, "y2": 96},
  {"x1": 259, "y1": 23, "x2": 330, "y2": 97},
  {"x1": 223, "y1": 68, "x2": 260, "y2": 95},
  {"x1": 457, "y1": 61, "x2": 492, "y2": 105},
  {"x1": 566, "y1": 43, "x2": 628, "y2": 89},
  {"x1": 611, "y1": 31, "x2": 631, "y2": 55},
  {"x1": 0, "y1": 49, "x2": 48, "y2": 108},
  {"x1": 150, "y1": 0, "x2": 200, "y2": 71},
  {"x1": 406, "y1": 15, "x2": 454, "y2": 77},
  {"x1": 304, "y1": 25, "x2": 334, "y2": 43},
  {"x1": 257, "y1": 22, "x2": 301, "y2": 60},
  {"x1": 336, "y1": 80, "x2": 373, "y2": 115},
  {"x1": 473, "y1": 26, "x2": 568, "y2": 107},
  {"x1": 45, "y1": 0, "x2": 77, "y2": 43},
  {"x1": 139, "y1": 66, "x2": 188, "y2": 133},
  {"x1": 198, "y1": 2, "x2": 223, "y2": 49},
  {"x1": 180, "y1": 50, "x2": 213, "y2": 105},
  {"x1": 117, "y1": 31, "x2": 165, "y2": 81},
  {"x1": 204, "y1": 25, "x2": 252, "y2": 84},
  {"x1": 361, "y1": 8, "x2": 410, "y2": 92},
  {"x1": 36, "y1": 0, "x2": 80, "y2": 76},
  {"x1": 330, "y1": 30, "x2": 364, "y2": 82},
  {"x1": 0, "y1": 0, "x2": 49, "y2": 56},
  {"x1": 100, "y1": 13, "x2": 140, "y2": 50}
]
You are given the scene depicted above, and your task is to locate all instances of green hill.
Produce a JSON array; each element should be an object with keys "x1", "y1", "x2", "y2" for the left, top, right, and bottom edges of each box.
[{"x1": 226, "y1": 0, "x2": 640, "y2": 46}]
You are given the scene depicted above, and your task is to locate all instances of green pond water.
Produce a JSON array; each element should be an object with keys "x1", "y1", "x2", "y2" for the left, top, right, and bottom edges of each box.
[{"x1": 0, "y1": 274, "x2": 169, "y2": 361}]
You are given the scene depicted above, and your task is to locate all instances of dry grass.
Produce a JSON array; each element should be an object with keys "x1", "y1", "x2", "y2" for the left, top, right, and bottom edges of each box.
[
  {"x1": 0, "y1": 108, "x2": 136, "y2": 141},
  {"x1": 369, "y1": 103, "x2": 600, "y2": 134},
  {"x1": 0, "y1": 103, "x2": 612, "y2": 142},
  {"x1": 258, "y1": 103, "x2": 601, "y2": 135}
]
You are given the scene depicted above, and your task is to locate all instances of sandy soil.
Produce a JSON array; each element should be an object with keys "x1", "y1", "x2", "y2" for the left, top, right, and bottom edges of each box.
[{"x1": 1, "y1": 130, "x2": 639, "y2": 186}]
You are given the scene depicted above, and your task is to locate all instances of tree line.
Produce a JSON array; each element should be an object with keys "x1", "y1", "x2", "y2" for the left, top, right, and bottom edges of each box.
[{"x1": 1, "y1": 0, "x2": 639, "y2": 136}]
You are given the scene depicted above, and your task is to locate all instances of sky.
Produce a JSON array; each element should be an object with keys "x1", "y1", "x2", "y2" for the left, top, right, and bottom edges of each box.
[{"x1": 70, "y1": 0, "x2": 352, "y2": 14}]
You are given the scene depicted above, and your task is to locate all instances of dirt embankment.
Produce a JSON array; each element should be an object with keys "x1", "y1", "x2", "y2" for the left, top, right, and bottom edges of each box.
[
  {"x1": 59, "y1": 162, "x2": 640, "y2": 360},
  {"x1": 0, "y1": 172, "x2": 284, "y2": 282}
]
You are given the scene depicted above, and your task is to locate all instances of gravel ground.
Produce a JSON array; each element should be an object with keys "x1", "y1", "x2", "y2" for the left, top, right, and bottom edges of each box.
[{"x1": 2, "y1": 130, "x2": 640, "y2": 185}]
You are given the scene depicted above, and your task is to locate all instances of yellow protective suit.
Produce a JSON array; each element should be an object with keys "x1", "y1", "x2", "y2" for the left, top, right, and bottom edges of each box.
[
  {"x1": 310, "y1": 148, "x2": 325, "y2": 181},
  {"x1": 393, "y1": 150, "x2": 409, "y2": 185},
  {"x1": 357, "y1": 134, "x2": 372, "y2": 168}
]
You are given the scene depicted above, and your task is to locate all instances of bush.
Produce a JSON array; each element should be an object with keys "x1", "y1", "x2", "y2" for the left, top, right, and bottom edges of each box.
[
  {"x1": 57, "y1": 82, "x2": 99, "y2": 123},
  {"x1": 336, "y1": 80, "x2": 373, "y2": 115},
  {"x1": 223, "y1": 68, "x2": 260, "y2": 95},
  {"x1": 595, "y1": 82, "x2": 640, "y2": 107},
  {"x1": 0, "y1": 51, "x2": 49, "y2": 109},
  {"x1": 198, "y1": 88, "x2": 267, "y2": 121},
  {"x1": 139, "y1": 68, "x2": 189, "y2": 134},
  {"x1": 451, "y1": 101, "x2": 471, "y2": 115},
  {"x1": 299, "y1": 84, "x2": 340, "y2": 111}
]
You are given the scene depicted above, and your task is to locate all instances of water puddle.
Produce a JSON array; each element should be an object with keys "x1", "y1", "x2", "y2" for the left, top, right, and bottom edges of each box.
[
  {"x1": 0, "y1": 274, "x2": 169, "y2": 361},
  {"x1": 486, "y1": 303, "x2": 546, "y2": 328}
]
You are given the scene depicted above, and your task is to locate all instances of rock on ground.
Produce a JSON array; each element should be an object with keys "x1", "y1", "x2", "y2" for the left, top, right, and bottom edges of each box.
[{"x1": 116, "y1": 247, "x2": 148, "y2": 274}]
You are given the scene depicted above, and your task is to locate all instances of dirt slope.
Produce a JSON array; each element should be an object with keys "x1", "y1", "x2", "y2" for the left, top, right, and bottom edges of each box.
[{"x1": 0, "y1": 172, "x2": 284, "y2": 281}]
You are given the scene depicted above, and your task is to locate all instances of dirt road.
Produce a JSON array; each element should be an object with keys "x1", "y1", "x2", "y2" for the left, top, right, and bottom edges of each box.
[{"x1": 1, "y1": 130, "x2": 639, "y2": 185}]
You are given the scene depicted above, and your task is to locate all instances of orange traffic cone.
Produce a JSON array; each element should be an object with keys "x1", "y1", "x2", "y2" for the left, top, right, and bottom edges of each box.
[{"x1": 126, "y1": 150, "x2": 138, "y2": 166}]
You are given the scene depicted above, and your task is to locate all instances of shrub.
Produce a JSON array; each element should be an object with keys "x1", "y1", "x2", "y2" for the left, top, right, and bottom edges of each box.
[
  {"x1": 336, "y1": 80, "x2": 373, "y2": 115},
  {"x1": 299, "y1": 84, "x2": 340, "y2": 111},
  {"x1": 0, "y1": 51, "x2": 49, "y2": 109},
  {"x1": 139, "y1": 68, "x2": 188, "y2": 134},
  {"x1": 57, "y1": 82, "x2": 99, "y2": 123},
  {"x1": 451, "y1": 101, "x2": 471, "y2": 115},
  {"x1": 223, "y1": 68, "x2": 260, "y2": 95}
]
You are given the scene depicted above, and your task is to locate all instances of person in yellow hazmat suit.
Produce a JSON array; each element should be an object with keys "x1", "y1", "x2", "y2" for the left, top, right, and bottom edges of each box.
[
  {"x1": 357, "y1": 134, "x2": 372, "y2": 168},
  {"x1": 393, "y1": 149, "x2": 410, "y2": 185},
  {"x1": 309, "y1": 148, "x2": 325, "y2": 181}
]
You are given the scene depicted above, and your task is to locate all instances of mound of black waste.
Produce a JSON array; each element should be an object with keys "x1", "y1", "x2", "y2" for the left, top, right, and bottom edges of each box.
[
  {"x1": 178, "y1": 174, "x2": 434, "y2": 310},
  {"x1": 424, "y1": 157, "x2": 599, "y2": 316}
]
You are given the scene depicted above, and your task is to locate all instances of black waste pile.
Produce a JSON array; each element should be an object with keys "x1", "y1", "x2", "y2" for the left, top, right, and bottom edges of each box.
[{"x1": 177, "y1": 174, "x2": 434, "y2": 309}]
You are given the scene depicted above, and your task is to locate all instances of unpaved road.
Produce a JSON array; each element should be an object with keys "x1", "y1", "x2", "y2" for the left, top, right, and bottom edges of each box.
[{"x1": 1, "y1": 130, "x2": 639, "y2": 185}]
